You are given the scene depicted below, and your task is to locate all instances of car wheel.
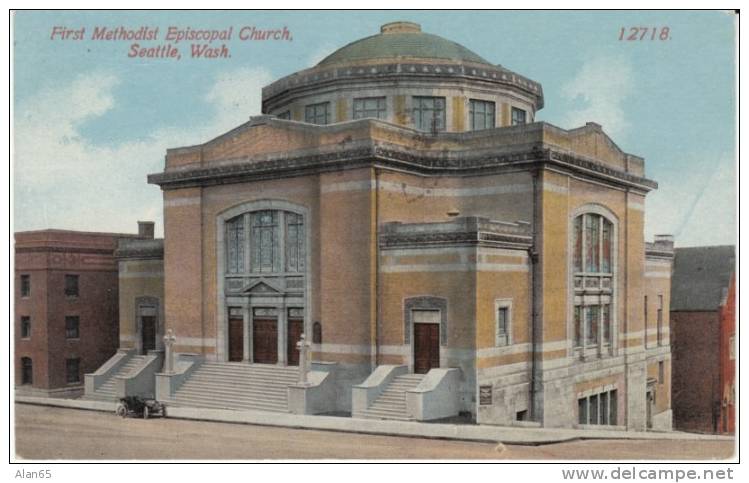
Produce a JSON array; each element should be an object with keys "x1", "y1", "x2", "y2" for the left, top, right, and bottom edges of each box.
[{"x1": 115, "y1": 403, "x2": 127, "y2": 418}]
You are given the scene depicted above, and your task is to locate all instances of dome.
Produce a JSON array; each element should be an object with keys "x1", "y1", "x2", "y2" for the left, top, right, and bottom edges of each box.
[{"x1": 317, "y1": 21, "x2": 492, "y2": 67}]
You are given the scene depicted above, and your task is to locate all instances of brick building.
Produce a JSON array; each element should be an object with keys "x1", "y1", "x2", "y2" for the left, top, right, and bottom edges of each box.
[
  {"x1": 14, "y1": 225, "x2": 152, "y2": 397},
  {"x1": 671, "y1": 245, "x2": 736, "y2": 433},
  {"x1": 86, "y1": 22, "x2": 674, "y2": 429}
]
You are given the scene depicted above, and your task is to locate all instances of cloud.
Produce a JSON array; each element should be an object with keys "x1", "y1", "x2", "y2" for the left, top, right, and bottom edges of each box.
[
  {"x1": 13, "y1": 67, "x2": 273, "y2": 236},
  {"x1": 644, "y1": 152, "x2": 736, "y2": 247},
  {"x1": 560, "y1": 56, "x2": 634, "y2": 140}
]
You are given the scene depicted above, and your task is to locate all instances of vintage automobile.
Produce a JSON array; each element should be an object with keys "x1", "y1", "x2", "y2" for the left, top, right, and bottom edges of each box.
[{"x1": 115, "y1": 396, "x2": 167, "y2": 419}]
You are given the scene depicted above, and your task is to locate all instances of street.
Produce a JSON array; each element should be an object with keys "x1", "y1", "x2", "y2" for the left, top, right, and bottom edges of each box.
[{"x1": 14, "y1": 404, "x2": 734, "y2": 460}]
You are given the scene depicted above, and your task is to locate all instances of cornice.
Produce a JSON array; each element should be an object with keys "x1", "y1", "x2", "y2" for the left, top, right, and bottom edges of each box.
[{"x1": 149, "y1": 143, "x2": 657, "y2": 192}]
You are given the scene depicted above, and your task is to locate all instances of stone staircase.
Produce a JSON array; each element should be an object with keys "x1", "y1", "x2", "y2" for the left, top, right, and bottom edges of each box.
[
  {"x1": 165, "y1": 362, "x2": 299, "y2": 412},
  {"x1": 358, "y1": 373, "x2": 425, "y2": 421},
  {"x1": 86, "y1": 355, "x2": 150, "y2": 401}
]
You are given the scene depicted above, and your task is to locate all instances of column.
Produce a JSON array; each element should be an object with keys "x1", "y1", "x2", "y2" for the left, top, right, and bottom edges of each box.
[
  {"x1": 243, "y1": 304, "x2": 250, "y2": 363},
  {"x1": 277, "y1": 301, "x2": 287, "y2": 365}
]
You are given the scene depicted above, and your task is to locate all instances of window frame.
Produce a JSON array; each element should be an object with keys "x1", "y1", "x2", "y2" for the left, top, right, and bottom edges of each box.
[
  {"x1": 225, "y1": 209, "x2": 306, "y2": 276},
  {"x1": 305, "y1": 102, "x2": 331, "y2": 125},
  {"x1": 494, "y1": 299, "x2": 513, "y2": 347},
  {"x1": 65, "y1": 315, "x2": 80, "y2": 340},
  {"x1": 469, "y1": 99, "x2": 496, "y2": 131},
  {"x1": 64, "y1": 274, "x2": 79, "y2": 298},
  {"x1": 656, "y1": 294, "x2": 664, "y2": 346},
  {"x1": 21, "y1": 357, "x2": 33, "y2": 385},
  {"x1": 511, "y1": 107, "x2": 527, "y2": 125},
  {"x1": 20, "y1": 274, "x2": 30, "y2": 298},
  {"x1": 578, "y1": 388, "x2": 618, "y2": 426},
  {"x1": 20, "y1": 316, "x2": 31, "y2": 339},
  {"x1": 572, "y1": 210, "x2": 616, "y2": 355},
  {"x1": 353, "y1": 96, "x2": 387, "y2": 120},
  {"x1": 412, "y1": 96, "x2": 446, "y2": 132}
]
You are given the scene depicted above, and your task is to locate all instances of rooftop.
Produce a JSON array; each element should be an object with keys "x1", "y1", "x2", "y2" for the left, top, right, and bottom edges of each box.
[{"x1": 317, "y1": 22, "x2": 492, "y2": 67}]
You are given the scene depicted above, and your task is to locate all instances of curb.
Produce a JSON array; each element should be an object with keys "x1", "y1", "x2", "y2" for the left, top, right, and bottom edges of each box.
[{"x1": 15, "y1": 397, "x2": 735, "y2": 446}]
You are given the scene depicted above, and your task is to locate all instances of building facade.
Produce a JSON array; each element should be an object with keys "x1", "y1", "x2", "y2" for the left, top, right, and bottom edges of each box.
[
  {"x1": 14, "y1": 226, "x2": 151, "y2": 397},
  {"x1": 671, "y1": 245, "x2": 735, "y2": 434},
  {"x1": 89, "y1": 22, "x2": 674, "y2": 429}
]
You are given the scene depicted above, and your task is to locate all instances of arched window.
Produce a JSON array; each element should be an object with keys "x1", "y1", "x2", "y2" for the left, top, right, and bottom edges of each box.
[
  {"x1": 572, "y1": 213, "x2": 614, "y2": 351},
  {"x1": 226, "y1": 210, "x2": 305, "y2": 275},
  {"x1": 21, "y1": 357, "x2": 32, "y2": 385}
]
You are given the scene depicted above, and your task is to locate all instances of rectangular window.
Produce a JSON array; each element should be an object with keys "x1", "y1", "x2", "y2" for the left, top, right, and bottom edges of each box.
[
  {"x1": 601, "y1": 220, "x2": 612, "y2": 273},
  {"x1": 586, "y1": 305, "x2": 599, "y2": 345},
  {"x1": 469, "y1": 99, "x2": 495, "y2": 131},
  {"x1": 578, "y1": 397, "x2": 588, "y2": 425},
  {"x1": 64, "y1": 274, "x2": 79, "y2": 297},
  {"x1": 511, "y1": 107, "x2": 527, "y2": 125},
  {"x1": 609, "y1": 390, "x2": 618, "y2": 425},
  {"x1": 277, "y1": 110, "x2": 291, "y2": 120},
  {"x1": 251, "y1": 211, "x2": 279, "y2": 273},
  {"x1": 66, "y1": 358, "x2": 80, "y2": 383},
  {"x1": 65, "y1": 316, "x2": 80, "y2": 339},
  {"x1": 589, "y1": 394, "x2": 599, "y2": 425},
  {"x1": 574, "y1": 305, "x2": 582, "y2": 348},
  {"x1": 20, "y1": 316, "x2": 31, "y2": 339},
  {"x1": 585, "y1": 214, "x2": 600, "y2": 272},
  {"x1": 729, "y1": 336, "x2": 735, "y2": 360},
  {"x1": 658, "y1": 361, "x2": 665, "y2": 383},
  {"x1": 305, "y1": 102, "x2": 330, "y2": 125},
  {"x1": 413, "y1": 96, "x2": 446, "y2": 132},
  {"x1": 657, "y1": 295, "x2": 664, "y2": 346},
  {"x1": 573, "y1": 216, "x2": 583, "y2": 272},
  {"x1": 226, "y1": 216, "x2": 245, "y2": 274},
  {"x1": 496, "y1": 306, "x2": 509, "y2": 346},
  {"x1": 20, "y1": 274, "x2": 30, "y2": 297},
  {"x1": 285, "y1": 212, "x2": 305, "y2": 272},
  {"x1": 600, "y1": 391, "x2": 610, "y2": 425},
  {"x1": 602, "y1": 304, "x2": 611, "y2": 344},
  {"x1": 353, "y1": 97, "x2": 387, "y2": 120}
]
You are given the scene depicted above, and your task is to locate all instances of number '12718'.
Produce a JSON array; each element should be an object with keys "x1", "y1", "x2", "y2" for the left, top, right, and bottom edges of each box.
[{"x1": 619, "y1": 27, "x2": 671, "y2": 41}]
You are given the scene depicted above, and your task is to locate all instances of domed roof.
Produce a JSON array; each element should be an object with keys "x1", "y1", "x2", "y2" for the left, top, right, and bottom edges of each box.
[{"x1": 317, "y1": 21, "x2": 492, "y2": 67}]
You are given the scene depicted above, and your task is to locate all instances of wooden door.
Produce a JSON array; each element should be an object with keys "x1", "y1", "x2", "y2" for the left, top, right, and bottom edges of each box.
[
  {"x1": 228, "y1": 317, "x2": 244, "y2": 362},
  {"x1": 141, "y1": 316, "x2": 156, "y2": 355},
  {"x1": 286, "y1": 319, "x2": 304, "y2": 366},
  {"x1": 253, "y1": 319, "x2": 278, "y2": 364},
  {"x1": 414, "y1": 323, "x2": 440, "y2": 374}
]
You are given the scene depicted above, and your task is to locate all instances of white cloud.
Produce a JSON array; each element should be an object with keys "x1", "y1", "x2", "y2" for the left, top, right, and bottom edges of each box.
[
  {"x1": 13, "y1": 67, "x2": 273, "y2": 236},
  {"x1": 560, "y1": 56, "x2": 634, "y2": 140},
  {"x1": 645, "y1": 152, "x2": 736, "y2": 247}
]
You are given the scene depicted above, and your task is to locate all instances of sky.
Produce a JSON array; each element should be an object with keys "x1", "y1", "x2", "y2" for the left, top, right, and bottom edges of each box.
[{"x1": 12, "y1": 10, "x2": 737, "y2": 247}]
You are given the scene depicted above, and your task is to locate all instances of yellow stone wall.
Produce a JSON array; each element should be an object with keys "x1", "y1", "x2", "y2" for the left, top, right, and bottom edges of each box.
[{"x1": 118, "y1": 259, "x2": 164, "y2": 349}]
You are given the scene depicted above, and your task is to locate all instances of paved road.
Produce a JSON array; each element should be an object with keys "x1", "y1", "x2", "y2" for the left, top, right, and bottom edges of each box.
[{"x1": 14, "y1": 404, "x2": 734, "y2": 460}]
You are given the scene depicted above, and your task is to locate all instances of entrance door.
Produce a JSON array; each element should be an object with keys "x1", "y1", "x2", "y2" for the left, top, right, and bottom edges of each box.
[
  {"x1": 228, "y1": 316, "x2": 244, "y2": 362},
  {"x1": 253, "y1": 319, "x2": 278, "y2": 364},
  {"x1": 414, "y1": 323, "x2": 440, "y2": 374},
  {"x1": 287, "y1": 319, "x2": 304, "y2": 366},
  {"x1": 646, "y1": 389, "x2": 655, "y2": 429},
  {"x1": 141, "y1": 316, "x2": 156, "y2": 355}
]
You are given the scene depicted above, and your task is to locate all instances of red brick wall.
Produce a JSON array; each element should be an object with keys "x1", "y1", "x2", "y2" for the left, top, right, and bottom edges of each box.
[
  {"x1": 671, "y1": 310, "x2": 721, "y2": 433},
  {"x1": 14, "y1": 230, "x2": 125, "y2": 392},
  {"x1": 719, "y1": 275, "x2": 735, "y2": 434}
]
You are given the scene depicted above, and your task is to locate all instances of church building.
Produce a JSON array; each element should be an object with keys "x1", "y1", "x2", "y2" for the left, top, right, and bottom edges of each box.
[{"x1": 85, "y1": 21, "x2": 673, "y2": 430}]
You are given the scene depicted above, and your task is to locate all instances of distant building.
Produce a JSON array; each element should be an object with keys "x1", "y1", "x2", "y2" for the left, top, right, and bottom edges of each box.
[
  {"x1": 671, "y1": 245, "x2": 735, "y2": 433},
  {"x1": 14, "y1": 224, "x2": 153, "y2": 397}
]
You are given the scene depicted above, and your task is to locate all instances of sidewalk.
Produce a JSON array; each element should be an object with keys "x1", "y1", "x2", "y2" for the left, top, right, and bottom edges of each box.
[{"x1": 15, "y1": 396, "x2": 734, "y2": 445}]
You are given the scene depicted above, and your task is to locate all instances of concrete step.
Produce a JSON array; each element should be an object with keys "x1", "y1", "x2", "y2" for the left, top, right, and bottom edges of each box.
[
  {"x1": 168, "y1": 394, "x2": 288, "y2": 412},
  {"x1": 177, "y1": 386, "x2": 287, "y2": 402}
]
